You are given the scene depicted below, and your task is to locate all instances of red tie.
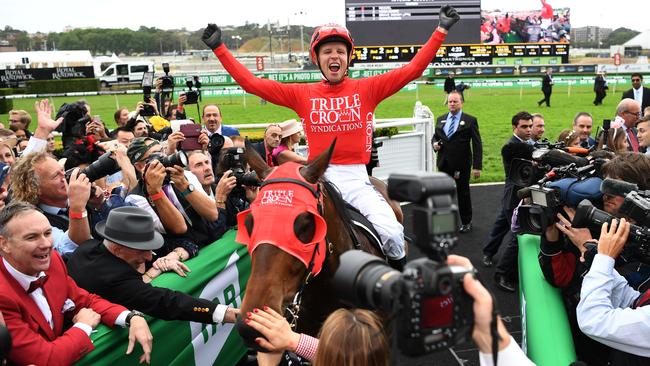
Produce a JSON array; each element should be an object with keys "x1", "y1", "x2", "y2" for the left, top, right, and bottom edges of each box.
[
  {"x1": 628, "y1": 129, "x2": 639, "y2": 152},
  {"x1": 27, "y1": 275, "x2": 48, "y2": 293}
]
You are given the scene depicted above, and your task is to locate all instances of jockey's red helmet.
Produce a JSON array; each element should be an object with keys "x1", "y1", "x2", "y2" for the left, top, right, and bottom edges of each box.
[{"x1": 309, "y1": 23, "x2": 355, "y2": 65}]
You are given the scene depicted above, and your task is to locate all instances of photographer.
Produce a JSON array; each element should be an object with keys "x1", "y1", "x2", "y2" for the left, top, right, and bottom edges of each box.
[
  {"x1": 245, "y1": 255, "x2": 533, "y2": 366},
  {"x1": 125, "y1": 137, "x2": 219, "y2": 264},
  {"x1": 214, "y1": 147, "x2": 258, "y2": 228},
  {"x1": 577, "y1": 218, "x2": 650, "y2": 364},
  {"x1": 538, "y1": 153, "x2": 650, "y2": 364}
]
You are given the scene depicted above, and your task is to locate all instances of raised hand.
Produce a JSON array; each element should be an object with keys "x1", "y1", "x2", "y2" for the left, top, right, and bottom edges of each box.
[
  {"x1": 34, "y1": 99, "x2": 64, "y2": 139},
  {"x1": 202, "y1": 24, "x2": 223, "y2": 50},
  {"x1": 438, "y1": 5, "x2": 460, "y2": 31}
]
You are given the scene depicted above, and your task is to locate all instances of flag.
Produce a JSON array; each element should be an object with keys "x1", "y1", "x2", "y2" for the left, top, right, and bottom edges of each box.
[{"x1": 76, "y1": 230, "x2": 251, "y2": 366}]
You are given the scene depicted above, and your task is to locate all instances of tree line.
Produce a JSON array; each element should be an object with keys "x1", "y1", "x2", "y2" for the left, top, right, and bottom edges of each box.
[{"x1": 1, "y1": 23, "x2": 315, "y2": 55}]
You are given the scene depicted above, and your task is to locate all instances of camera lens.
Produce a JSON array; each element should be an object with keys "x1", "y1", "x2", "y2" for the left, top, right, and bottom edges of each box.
[
  {"x1": 238, "y1": 171, "x2": 260, "y2": 187},
  {"x1": 333, "y1": 250, "x2": 401, "y2": 312},
  {"x1": 161, "y1": 151, "x2": 188, "y2": 168},
  {"x1": 81, "y1": 153, "x2": 121, "y2": 182},
  {"x1": 572, "y1": 199, "x2": 613, "y2": 228}
]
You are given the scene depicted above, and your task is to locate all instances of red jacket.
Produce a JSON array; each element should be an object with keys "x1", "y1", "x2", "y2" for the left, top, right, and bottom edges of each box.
[
  {"x1": 214, "y1": 30, "x2": 446, "y2": 165},
  {"x1": 0, "y1": 251, "x2": 127, "y2": 366}
]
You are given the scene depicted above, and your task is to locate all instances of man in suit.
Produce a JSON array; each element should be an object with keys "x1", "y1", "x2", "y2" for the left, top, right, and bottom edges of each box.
[
  {"x1": 0, "y1": 202, "x2": 153, "y2": 365},
  {"x1": 482, "y1": 112, "x2": 534, "y2": 292},
  {"x1": 202, "y1": 104, "x2": 240, "y2": 137},
  {"x1": 615, "y1": 98, "x2": 642, "y2": 152},
  {"x1": 573, "y1": 112, "x2": 597, "y2": 148},
  {"x1": 252, "y1": 123, "x2": 282, "y2": 166},
  {"x1": 622, "y1": 73, "x2": 650, "y2": 112},
  {"x1": 531, "y1": 113, "x2": 545, "y2": 142},
  {"x1": 67, "y1": 206, "x2": 238, "y2": 325},
  {"x1": 432, "y1": 91, "x2": 483, "y2": 233},
  {"x1": 537, "y1": 68, "x2": 553, "y2": 107},
  {"x1": 593, "y1": 71, "x2": 608, "y2": 106}
]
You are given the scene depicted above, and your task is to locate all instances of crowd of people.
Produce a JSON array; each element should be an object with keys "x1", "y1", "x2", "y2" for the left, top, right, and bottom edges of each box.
[
  {"x1": 481, "y1": 0, "x2": 570, "y2": 45},
  {"x1": 0, "y1": 5, "x2": 649, "y2": 366}
]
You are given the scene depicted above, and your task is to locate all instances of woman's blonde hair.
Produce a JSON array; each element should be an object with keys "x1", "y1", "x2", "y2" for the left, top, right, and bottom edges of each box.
[
  {"x1": 11, "y1": 151, "x2": 50, "y2": 205},
  {"x1": 313, "y1": 309, "x2": 388, "y2": 366}
]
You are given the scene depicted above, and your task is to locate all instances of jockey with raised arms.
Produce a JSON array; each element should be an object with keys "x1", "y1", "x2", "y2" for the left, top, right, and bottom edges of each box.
[{"x1": 201, "y1": 6, "x2": 460, "y2": 269}]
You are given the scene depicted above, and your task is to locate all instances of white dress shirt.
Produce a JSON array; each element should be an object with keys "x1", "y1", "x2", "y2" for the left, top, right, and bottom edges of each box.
[
  {"x1": 634, "y1": 87, "x2": 643, "y2": 105},
  {"x1": 577, "y1": 254, "x2": 650, "y2": 357}
]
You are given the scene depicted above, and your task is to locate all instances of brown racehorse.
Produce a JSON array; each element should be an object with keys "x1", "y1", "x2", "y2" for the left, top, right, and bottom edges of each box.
[{"x1": 235, "y1": 141, "x2": 403, "y2": 349}]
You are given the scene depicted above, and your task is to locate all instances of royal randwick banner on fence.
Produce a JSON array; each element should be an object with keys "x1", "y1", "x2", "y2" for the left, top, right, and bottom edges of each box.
[{"x1": 75, "y1": 230, "x2": 251, "y2": 366}]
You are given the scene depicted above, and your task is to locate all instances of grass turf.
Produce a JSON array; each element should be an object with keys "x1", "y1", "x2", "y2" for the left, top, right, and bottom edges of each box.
[{"x1": 1, "y1": 82, "x2": 632, "y2": 183}]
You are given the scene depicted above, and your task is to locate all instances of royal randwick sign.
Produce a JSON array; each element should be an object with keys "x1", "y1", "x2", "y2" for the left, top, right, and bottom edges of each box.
[{"x1": 0, "y1": 66, "x2": 95, "y2": 88}]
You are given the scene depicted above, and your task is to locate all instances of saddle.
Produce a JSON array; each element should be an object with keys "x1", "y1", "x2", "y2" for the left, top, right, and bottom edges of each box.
[{"x1": 344, "y1": 202, "x2": 384, "y2": 255}]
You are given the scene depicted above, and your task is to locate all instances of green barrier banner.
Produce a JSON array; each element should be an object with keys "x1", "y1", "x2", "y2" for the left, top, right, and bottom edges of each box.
[
  {"x1": 518, "y1": 234, "x2": 576, "y2": 366},
  {"x1": 76, "y1": 230, "x2": 250, "y2": 366}
]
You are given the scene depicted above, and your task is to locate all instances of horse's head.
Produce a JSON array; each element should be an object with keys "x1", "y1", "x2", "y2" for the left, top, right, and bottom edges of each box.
[{"x1": 235, "y1": 140, "x2": 335, "y2": 349}]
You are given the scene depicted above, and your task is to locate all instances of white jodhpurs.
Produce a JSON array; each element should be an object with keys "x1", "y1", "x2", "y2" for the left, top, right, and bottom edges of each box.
[{"x1": 324, "y1": 164, "x2": 405, "y2": 260}]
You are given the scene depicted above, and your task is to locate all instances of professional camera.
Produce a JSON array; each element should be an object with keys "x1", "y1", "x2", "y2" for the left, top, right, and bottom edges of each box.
[
  {"x1": 55, "y1": 102, "x2": 91, "y2": 146},
  {"x1": 182, "y1": 76, "x2": 202, "y2": 105},
  {"x1": 160, "y1": 63, "x2": 174, "y2": 92},
  {"x1": 509, "y1": 142, "x2": 591, "y2": 188},
  {"x1": 517, "y1": 177, "x2": 603, "y2": 235},
  {"x1": 333, "y1": 172, "x2": 474, "y2": 356},
  {"x1": 572, "y1": 199, "x2": 650, "y2": 263},
  {"x1": 221, "y1": 147, "x2": 260, "y2": 187},
  {"x1": 64, "y1": 152, "x2": 121, "y2": 183},
  {"x1": 0, "y1": 324, "x2": 10, "y2": 363},
  {"x1": 141, "y1": 71, "x2": 156, "y2": 117},
  {"x1": 145, "y1": 150, "x2": 188, "y2": 168},
  {"x1": 601, "y1": 178, "x2": 650, "y2": 226}
]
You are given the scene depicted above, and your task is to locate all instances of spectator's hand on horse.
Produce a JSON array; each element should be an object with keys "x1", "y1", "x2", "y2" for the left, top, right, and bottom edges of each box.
[
  {"x1": 224, "y1": 307, "x2": 240, "y2": 323},
  {"x1": 202, "y1": 24, "x2": 223, "y2": 50},
  {"x1": 245, "y1": 306, "x2": 300, "y2": 353},
  {"x1": 438, "y1": 5, "x2": 460, "y2": 32},
  {"x1": 598, "y1": 218, "x2": 630, "y2": 259}
]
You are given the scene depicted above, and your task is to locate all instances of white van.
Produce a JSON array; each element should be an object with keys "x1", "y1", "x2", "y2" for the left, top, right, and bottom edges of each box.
[{"x1": 99, "y1": 61, "x2": 154, "y2": 87}]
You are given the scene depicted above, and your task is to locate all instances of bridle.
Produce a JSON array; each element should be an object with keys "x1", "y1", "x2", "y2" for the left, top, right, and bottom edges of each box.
[{"x1": 257, "y1": 175, "x2": 333, "y2": 328}]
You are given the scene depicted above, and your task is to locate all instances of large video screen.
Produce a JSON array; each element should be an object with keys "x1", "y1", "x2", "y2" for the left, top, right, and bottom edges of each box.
[
  {"x1": 346, "y1": 0, "x2": 482, "y2": 46},
  {"x1": 345, "y1": 0, "x2": 571, "y2": 64},
  {"x1": 481, "y1": 0, "x2": 570, "y2": 44}
]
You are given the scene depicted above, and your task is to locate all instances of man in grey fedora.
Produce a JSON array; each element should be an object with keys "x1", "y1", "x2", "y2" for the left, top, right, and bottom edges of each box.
[{"x1": 67, "y1": 206, "x2": 239, "y2": 324}]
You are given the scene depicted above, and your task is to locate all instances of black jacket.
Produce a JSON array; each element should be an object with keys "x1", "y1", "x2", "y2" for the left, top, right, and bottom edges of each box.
[
  {"x1": 431, "y1": 112, "x2": 483, "y2": 171},
  {"x1": 444, "y1": 76, "x2": 456, "y2": 94},
  {"x1": 594, "y1": 75, "x2": 607, "y2": 92},
  {"x1": 622, "y1": 86, "x2": 650, "y2": 112},
  {"x1": 500, "y1": 135, "x2": 533, "y2": 211},
  {"x1": 67, "y1": 240, "x2": 216, "y2": 323},
  {"x1": 542, "y1": 74, "x2": 553, "y2": 91}
]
